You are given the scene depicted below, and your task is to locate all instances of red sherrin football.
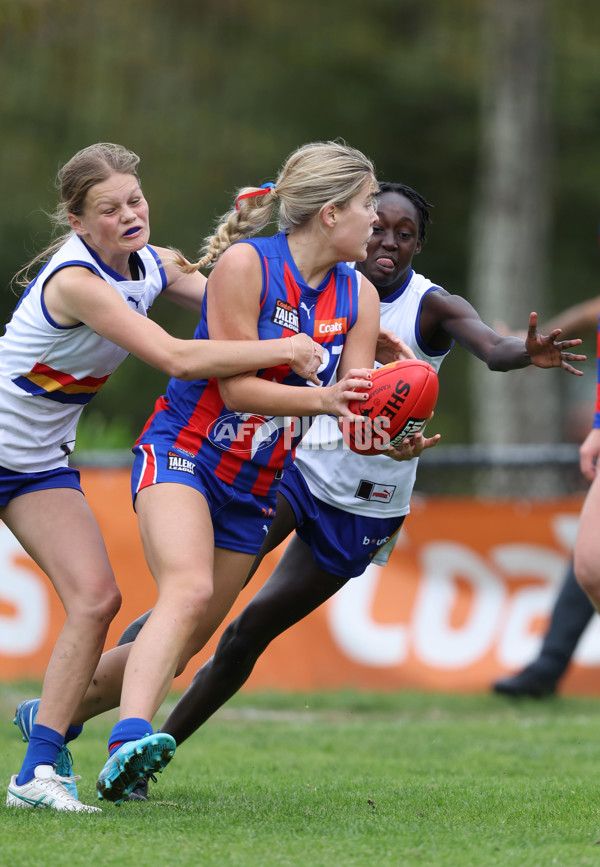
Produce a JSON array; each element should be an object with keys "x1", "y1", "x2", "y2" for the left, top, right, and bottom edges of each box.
[{"x1": 342, "y1": 359, "x2": 439, "y2": 455}]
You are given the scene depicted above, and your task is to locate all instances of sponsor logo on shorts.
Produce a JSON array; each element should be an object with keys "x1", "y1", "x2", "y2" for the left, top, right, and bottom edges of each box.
[
  {"x1": 271, "y1": 299, "x2": 299, "y2": 333},
  {"x1": 167, "y1": 451, "x2": 196, "y2": 474},
  {"x1": 354, "y1": 480, "x2": 396, "y2": 503},
  {"x1": 316, "y1": 317, "x2": 347, "y2": 336},
  {"x1": 362, "y1": 534, "x2": 390, "y2": 547}
]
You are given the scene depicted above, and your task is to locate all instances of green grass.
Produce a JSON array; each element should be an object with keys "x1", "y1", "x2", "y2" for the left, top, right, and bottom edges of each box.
[{"x1": 2, "y1": 684, "x2": 600, "y2": 866}]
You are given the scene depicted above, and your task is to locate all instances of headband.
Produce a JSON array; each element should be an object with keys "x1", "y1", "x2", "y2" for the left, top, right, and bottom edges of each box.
[{"x1": 235, "y1": 182, "x2": 275, "y2": 211}]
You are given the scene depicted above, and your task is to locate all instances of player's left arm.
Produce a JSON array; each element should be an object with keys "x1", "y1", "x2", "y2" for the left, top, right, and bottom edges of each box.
[
  {"x1": 336, "y1": 277, "x2": 381, "y2": 378},
  {"x1": 422, "y1": 291, "x2": 585, "y2": 375}
]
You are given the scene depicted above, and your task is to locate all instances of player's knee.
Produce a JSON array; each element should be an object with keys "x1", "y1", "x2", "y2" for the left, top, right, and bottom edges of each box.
[
  {"x1": 574, "y1": 551, "x2": 598, "y2": 601},
  {"x1": 182, "y1": 584, "x2": 216, "y2": 625},
  {"x1": 68, "y1": 580, "x2": 121, "y2": 632},
  {"x1": 162, "y1": 581, "x2": 214, "y2": 625},
  {"x1": 95, "y1": 583, "x2": 122, "y2": 624},
  {"x1": 215, "y1": 614, "x2": 265, "y2": 670}
]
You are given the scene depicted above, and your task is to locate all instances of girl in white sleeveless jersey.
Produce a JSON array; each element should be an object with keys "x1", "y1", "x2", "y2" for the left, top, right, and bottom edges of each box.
[{"x1": 4, "y1": 142, "x2": 322, "y2": 813}]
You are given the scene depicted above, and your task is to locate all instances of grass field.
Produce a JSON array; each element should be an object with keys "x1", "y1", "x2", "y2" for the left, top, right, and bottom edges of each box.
[{"x1": 2, "y1": 683, "x2": 600, "y2": 866}]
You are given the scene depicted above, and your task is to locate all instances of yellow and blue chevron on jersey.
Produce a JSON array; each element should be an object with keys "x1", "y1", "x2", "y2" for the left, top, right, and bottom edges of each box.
[{"x1": 13, "y1": 362, "x2": 110, "y2": 404}]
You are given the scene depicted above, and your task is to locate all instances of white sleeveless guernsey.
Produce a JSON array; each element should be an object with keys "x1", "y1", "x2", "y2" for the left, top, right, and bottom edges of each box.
[
  {"x1": 0, "y1": 234, "x2": 166, "y2": 472},
  {"x1": 294, "y1": 269, "x2": 450, "y2": 518}
]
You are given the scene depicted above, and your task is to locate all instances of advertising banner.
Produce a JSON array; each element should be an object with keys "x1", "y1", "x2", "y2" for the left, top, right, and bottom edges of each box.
[{"x1": 1, "y1": 468, "x2": 597, "y2": 695}]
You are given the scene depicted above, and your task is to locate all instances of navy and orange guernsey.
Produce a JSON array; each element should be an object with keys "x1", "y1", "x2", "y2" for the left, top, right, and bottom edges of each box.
[
  {"x1": 136, "y1": 232, "x2": 361, "y2": 498},
  {"x1": 0, "y1": 233, "x2": 166, "y2": 473}
]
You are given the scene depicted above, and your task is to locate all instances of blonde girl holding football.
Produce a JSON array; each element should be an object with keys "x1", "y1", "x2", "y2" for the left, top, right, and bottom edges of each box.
[{"x1": 93, "y1": 141, "x2": 382, "y2": 804}]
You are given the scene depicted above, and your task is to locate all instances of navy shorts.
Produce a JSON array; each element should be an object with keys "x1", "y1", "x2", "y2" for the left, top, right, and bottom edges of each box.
[
  {"x1": 0, "y1": 465, "x2": 82, "y2": 508},
  {"x1": 131, "y1": 442, "x2": 276, "y2": 555},
  {"x1": 279, "y1": 463, "x2": 404, "y2": 578}
]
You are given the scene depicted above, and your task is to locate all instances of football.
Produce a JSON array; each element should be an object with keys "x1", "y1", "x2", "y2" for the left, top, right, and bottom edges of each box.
[{"x1": 341, "y1": 359, "x2": 439, "y2": 455}]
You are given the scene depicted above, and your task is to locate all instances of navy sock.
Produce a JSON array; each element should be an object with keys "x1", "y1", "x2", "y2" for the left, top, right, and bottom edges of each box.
[
  {"x1": 108, "y1": 718, "x2": 153, "y2": 756},
  {"x1": 16, "y1": 723, "x2": 64, "y2": 785},
  {"x1": 65, "y1": 723, "x2": 83, "y2": 744}
]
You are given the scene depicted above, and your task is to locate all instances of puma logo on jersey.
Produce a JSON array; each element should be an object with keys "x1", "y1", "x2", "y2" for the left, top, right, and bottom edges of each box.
[
  {"x1": 300, "y1": 301, "x2": 314, "y2": 319},
  {"x1": 127, "y1": 296, "x2": 141, "y2": 309},
  {"x1": 354, "y1": 479, "x2": 396, "y2": 503}
]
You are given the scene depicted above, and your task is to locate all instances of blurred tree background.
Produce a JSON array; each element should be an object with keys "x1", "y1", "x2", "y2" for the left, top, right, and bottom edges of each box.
[{"x1": 0, "y1": 0, "x2": 597, "y2": 452}]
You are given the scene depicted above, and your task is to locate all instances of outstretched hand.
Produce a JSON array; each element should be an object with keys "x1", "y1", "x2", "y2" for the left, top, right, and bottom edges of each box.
[{"x1": 525, "y1": 312, "x2": 586, "y2": 375}]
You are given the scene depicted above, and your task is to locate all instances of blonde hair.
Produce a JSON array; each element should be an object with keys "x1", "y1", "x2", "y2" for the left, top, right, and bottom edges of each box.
[
  {"x1": 186, "y1": 140, "x2": 376, "y2": 271},
  {"x1": 13, "y1": 143, "x2": 141, "y2": 289}
]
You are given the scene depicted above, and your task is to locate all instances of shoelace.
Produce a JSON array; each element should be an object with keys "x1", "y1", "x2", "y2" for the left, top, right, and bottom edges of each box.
[
  {"x1": 38, "y1": 772, "x2": 80, "y2": 800},
  {"x1": 59, "y1": 746, "x2": 74, "y2": 763},
  {"x1": 56, "y1": 772, "x2": 82, "y2": 783}
]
